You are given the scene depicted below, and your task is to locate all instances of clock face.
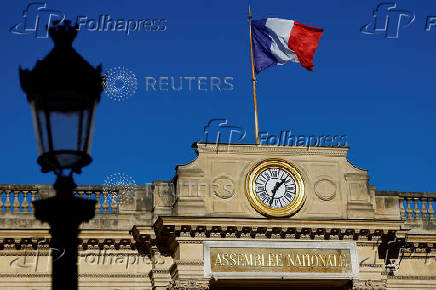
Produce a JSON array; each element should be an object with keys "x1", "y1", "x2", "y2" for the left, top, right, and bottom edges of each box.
[
  {"x1": 254, "y1": 167, "x2": 296, "y2": 209},
  {"x1": 245, "y1": 159, "x2": 305, "y2": 217}
]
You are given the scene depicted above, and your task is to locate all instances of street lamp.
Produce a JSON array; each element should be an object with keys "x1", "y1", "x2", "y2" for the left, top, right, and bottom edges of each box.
[{"x1": 19, "y1": 21, "x2": 103, "y2": 290}]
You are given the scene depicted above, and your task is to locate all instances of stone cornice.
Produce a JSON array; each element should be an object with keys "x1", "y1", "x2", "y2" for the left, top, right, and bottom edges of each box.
[
  {"x1": 0, "y1": 185, "x2": 39, "y2": 190},
  {"x1": 130, "y1": 226, "x2": 155, "y2": 256},
  {"x1": 129, "y1": 216, "x2": 411, "y2": 257},
  {"x1": 386, "y1": 275, "x2": 436, "y2": 280},
  {"x1": 154, "y1": 216, "x2": 405, "y2": 232},
  {"x1": 194, "y1": 142, "x2": 349, "y2": 157},
  {"x1": 376, "y1": 191, "x2": 436, "y2": 197},
  {"x1": 406, "y1": 234, "x2": 436, "y2": 243},
  {"x1": 0, "y1": 273, "x2": 149, "y2": 278},
  {"x1": 0, "y1": 229, "x2": 136, "y2": 251}
]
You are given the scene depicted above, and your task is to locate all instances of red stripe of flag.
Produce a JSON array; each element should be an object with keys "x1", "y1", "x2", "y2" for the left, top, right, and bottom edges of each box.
[{"x1": 288, "y1": 22, "x2": 324, "y2": 71}]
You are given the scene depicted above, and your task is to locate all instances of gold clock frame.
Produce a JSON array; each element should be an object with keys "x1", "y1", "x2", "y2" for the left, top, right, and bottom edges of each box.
[{"x1": 245, "y1": 159, "x2": 305, "y2": 217}]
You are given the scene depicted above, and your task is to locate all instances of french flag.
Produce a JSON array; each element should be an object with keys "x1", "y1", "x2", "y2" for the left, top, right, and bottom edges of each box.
[{"x1": 251, "y1": 18, "x2": 323, "y2": 73}]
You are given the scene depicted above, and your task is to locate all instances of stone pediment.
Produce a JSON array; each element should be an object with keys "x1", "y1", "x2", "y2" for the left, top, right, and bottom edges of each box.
[{"x1": 174, "y1": 143, "x2": 373, "y2": 219}]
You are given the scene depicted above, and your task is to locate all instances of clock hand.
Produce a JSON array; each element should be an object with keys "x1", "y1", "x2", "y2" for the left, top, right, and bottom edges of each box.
[
  {"x1": 269, "y1": 178, "x2": 287, "y2": 206},
  {"x1": 270, "y1": 181, "x2": 280, "y2": 206},
  {"x1": 278, "y1": 178, "x2": 287, "y2": 188},
  {"x1": 272, "y1": 178, "x2": 287, "y2": 193}
]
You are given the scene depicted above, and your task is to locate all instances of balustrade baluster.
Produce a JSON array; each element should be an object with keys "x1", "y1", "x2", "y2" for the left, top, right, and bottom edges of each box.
[
  {"x1": 111, "y1": 193, "x2": 118, "y2": 213},
  {"x1": 77, "y1": 191, "x2": 84, "y2": 199},
  {"x1": 102, "y1": 192, "x2": 109, "y2": 213},
  {"x1": 0, "y1": 190, "x2": 4, "y2": 210},
  {"x1": 399, "y1": 196, "x2": 405, "y2": 219},
  {"x1": 4, "y1": 191, "x2": 11, "y2": 212},
  {"x1": 405, "y1": 198, "x2": 412, "y2": 219},
  {"x1": 12, "y1": 191, "x2": 20, "y2": 212},
  {"x1": 413, "y1": 198, "x2": 420, "y2": 219},
  {"x1": 420, "y1": 197, "x2": 428, "y2": 219},
  {"x1": 30, "y1": 191, "x2": 37, "y2": 210},
  {"x1": 21, "y1": 191, "x2": 29, "y2": 212},
  {"x1": 429, "y1": 198, "x2": 435, "y2": 220},
  {"x1": 95, "y1": 192, "x2": 101, "y2": 212}
]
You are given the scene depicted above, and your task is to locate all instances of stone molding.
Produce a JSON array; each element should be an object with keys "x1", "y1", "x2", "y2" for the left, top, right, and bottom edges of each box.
[
  {"x1": 194, "y1": 142, "x2": 349, "y2": 157},
  {"x1": 169, "y1": 279, "x2": 210, "y2": 290},
  {"x1": 353, "y1": 279, "x2": 387, "y2": 290},
  {"x1": 0, "y1": 273, "x2": 148, "y2": 278},
  {"x1": 131, "y1": 217, "x2": 408, "y2": 257},
  {"x1": 386, "y1": 275, "x2": 436, "y2": 280},
  {"x1": 0, "y1": 236, "x2": 136, "y2": 251}
]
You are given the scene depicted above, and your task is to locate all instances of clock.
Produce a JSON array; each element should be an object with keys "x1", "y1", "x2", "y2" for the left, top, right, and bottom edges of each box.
[{"x1": 245, "y1": 159, "x2": 305, "y2": 217}]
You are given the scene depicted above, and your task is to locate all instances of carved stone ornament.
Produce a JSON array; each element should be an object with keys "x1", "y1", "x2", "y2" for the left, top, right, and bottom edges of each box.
[
  {"x1": 212, "y1": 175, "x2": 235, "y2": 199},
  {"x1": 353, "y1": 279, "x2": 387, "y2": 290},
  {"x1": 169, "y1": 279, "x2": 210, "y2": 290},
  {"x1": 314, "y1": 178, "x2": 337, "y2": 201}
]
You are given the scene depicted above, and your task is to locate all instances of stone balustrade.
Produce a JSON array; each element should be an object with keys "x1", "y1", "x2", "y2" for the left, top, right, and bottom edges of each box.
[
  {"x1": 376, "y1": 191, "x2": 436, "y2": 221},
  {"x1": 0, "y1": 185, "x2": 38, "y2": 213},
  {"x1": 1, "y1": 185, "x2": 434, "y2": 229},
  {"x1": 0, "y1": 185, "x2": 120, "y2": 214},
  {"x1": 398, "y1": 194, "x2": 436, "y2": 220}
]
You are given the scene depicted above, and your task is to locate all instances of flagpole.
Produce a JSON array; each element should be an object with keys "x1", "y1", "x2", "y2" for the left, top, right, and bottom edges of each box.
[{"x1": 248, "y1": 5, "x2": 260, "y2": 145}]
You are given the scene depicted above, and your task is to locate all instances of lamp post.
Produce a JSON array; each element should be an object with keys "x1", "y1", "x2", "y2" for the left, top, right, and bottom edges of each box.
[{"x1": 19, "y1": 21, "x2": 103, "y2": 290}]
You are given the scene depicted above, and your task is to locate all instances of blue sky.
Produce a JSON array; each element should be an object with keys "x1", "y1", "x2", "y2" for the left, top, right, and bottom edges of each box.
[{"x1": 1, "y1": 0, "x2": 435, "y2": 192}]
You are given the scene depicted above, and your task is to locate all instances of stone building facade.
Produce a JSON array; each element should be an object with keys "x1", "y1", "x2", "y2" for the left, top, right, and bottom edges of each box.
[{"x1": 0, "y1": 143, "x2": 435, "y2": 289}]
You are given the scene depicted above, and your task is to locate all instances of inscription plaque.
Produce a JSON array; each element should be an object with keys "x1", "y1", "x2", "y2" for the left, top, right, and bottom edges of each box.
[{"x1": 204, "y1": 241, "x2": 359, "y2": 279}]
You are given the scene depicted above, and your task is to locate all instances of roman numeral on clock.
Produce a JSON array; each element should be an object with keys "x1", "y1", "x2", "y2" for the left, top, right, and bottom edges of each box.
[
  {"x1": 285, "y1": 192, "x2": 294, "y2": 201},
  {"x1": 282, "y1": 196, "x2": 290, "y2": 204},
  {"x1": 264, "y1": 171, "x2": 271, "y2": 179},
  {"x1": 272, "y1": 198, "x2": 283, "y2": 208},
  {"x1": 271, "y1": 169, "x2": 278, "y2": 178},
  {"x1": 258, "y1": 191, "x2": 267, "y2": 200},
  {"x1": 286, "y1": 185, "x2": 295, "y2": 192},
  {"x1": 256, "y1": 185, "x2": 265, "y2": 192}
]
